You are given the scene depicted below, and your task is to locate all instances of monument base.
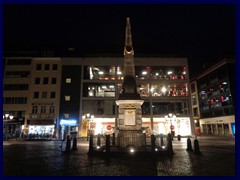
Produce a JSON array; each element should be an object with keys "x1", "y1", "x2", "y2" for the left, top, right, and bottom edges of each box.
[{"x1": 117, "y1": 130, "x2": 145, "y2": 148}]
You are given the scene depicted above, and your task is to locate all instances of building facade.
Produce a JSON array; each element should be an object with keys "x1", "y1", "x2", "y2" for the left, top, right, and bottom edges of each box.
[
  {"x1": 3, "y1": 57, "x2": 61, "y2": 139},
  {"x1": 59, "y1": 56, "x2": 195, "y2": 138},
  {"x1": 190, "y1": 58, "x2": 235, "y2": 136}
]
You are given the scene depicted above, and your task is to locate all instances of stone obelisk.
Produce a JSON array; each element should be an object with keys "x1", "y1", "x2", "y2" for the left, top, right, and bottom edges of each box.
[{"x1": 116, "y1": 18, "x2": 144, "y2": 149}]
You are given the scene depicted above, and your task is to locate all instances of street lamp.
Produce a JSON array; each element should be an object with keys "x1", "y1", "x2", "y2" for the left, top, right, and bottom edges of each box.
[
  {"x1": 82, "y1": 113, "x2": 94, "y2": 140},
  {"x1": 194, "y1": 119, "x2": 199, "y2": 137},
  {"x1": 164, "y1": 113, "x2": 176, "y2": 140},
  {"x1": 3, "y1": 114, "x2": 14, "y2": 140}
]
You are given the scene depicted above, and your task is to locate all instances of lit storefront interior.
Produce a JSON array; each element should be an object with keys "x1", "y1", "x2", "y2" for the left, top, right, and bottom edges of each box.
[{"x1": 28, "y1": 125, "x2": 55, "y2": 137}]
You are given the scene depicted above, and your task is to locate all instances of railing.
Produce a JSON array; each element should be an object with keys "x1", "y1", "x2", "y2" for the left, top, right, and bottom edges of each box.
[
  {"x1": 90, "y1": 134, "x2": 169, "y2": 149},
  {"x1": 29, "y1": 114, "x2": 56, "y2": 119}
]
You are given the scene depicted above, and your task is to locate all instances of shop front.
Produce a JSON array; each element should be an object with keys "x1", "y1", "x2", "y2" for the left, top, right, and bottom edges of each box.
[
  {"x1": 81, "y1": 118, "x2": 115, "y2": 137},
  {"x1": 200, "y1": 115, "x2": 235, "y2": 136},
  {"x1": 3, "y1": 118, "x2": 24, "y2": 139},
  {"x1": 59, "y1": 119, "x2": 78, "y2": 140},
  {"x1": 80, "y1": 117, "x2": 192, "y2": 137},
  {"x1": 142, "y1": 117, "x2": 192, "y2": 137},
  {"x1": 27, "y1": 119, "x2": 56, "y2": 139}
]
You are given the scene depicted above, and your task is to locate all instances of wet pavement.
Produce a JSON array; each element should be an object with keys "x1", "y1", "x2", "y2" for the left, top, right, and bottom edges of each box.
[{"x1": 3, "y1": 136, "x2": 235, "y2": 176}]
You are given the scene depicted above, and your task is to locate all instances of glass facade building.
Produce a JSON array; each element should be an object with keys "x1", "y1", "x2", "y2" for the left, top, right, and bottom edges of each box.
[{"x1": 61, "y1": 57, "x2": 194, "y2": 137}]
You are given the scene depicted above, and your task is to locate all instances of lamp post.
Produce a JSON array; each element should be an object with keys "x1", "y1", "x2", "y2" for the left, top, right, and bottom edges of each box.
[
  {"x1": 3, "y1": 114, "x2": 14, "y2": 140},
  {"x1": 164, "y1": 113, "x2": 176, "y2": 140},
  {"x1": 82, "y1": 113, "x2": 94, "y2": 141}
]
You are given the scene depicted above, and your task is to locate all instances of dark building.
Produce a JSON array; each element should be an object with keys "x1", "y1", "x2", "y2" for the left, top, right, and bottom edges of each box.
[
  {"x1": 190, "y1": 58, "x2": 235, "y2": 136},
  {"x1": 59, "y1": 65, "x2": 82, "y2": 139}
]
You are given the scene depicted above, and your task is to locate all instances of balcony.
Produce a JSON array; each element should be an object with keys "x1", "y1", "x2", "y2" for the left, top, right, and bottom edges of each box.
[{"x1": 29, "y1": 113, "x2": 56, "y2": 119}]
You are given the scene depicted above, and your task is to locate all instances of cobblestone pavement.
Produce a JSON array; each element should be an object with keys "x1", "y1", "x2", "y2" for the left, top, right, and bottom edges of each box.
[{"x1": 3, "y1": 136, "x2": 235, "y2": 176}]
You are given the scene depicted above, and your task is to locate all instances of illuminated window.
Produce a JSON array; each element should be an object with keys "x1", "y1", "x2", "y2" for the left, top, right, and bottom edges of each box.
[
  {"x1": 66, "y1": 78, "x2": 71, "y2": 83},
  {"x1": 64, "y1": 113, "x2": 69, "y2": 119},
  {"x1": 65, "y1": 96, "x2": 71, "y2": 101},
  {"x1": 192, "y1": 95, "x2": 197, "y2": 105}
]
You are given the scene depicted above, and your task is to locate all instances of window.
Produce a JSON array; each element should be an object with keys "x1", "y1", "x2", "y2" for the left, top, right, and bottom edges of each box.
[
  {"x1": 35, "y1": 78, "x2": 40, "y2": 84},
  {"x1": 84, "y1": 66, "x2": 116, "y2": 80},
  {"x1": 49, "y1": 106, "x2": 55, "y2": 114},
  {"x1": 3, "y1": 97, "x2": 27, "y2": 104},
  {"x1": 66, "y1": 78, "x2": 71, "y2": 83},
  {"x1": 5, "y1": 71, "x2": 30, "y2": 78},
  {"x1": 83, "y1": 82, "x2": 115, "y2": 97},
  {"x1": 41, "y1": 106, "x2": 46, "y2": 113},
  {"x1": 51, "y1": 78, "x2": 57, "y2": 84},
  {"x1": 52, "y1": 64, "x2": 58, "y2": 70},
  {"x1": 191, "y1": 83, "x2": 196, "y2": 93},
  {"x1": 193, "y1": 108, "x2": 199, "y2": 117},
  {"x1": 64, "y1": 114, "x2": 69, "y2": 119},
  {"x1": 43, "y1": 77, "x2": 48, "y2": 84},
  {"x1": 151, "y1": 83, "x2": 188, "y2": 97},
  {"x1": 50, "y1": 92, "x2": 56, "y2": 98},
  {"x1": 34, "y1": 92, "x2": 39, "y2": 98},
  {"x1": 32, "y1": 106, "x2": 38, "y2": 114},
  {"x1": 4, "y1": 84, "x2": 29, "y2": 90},
  {"x1": 42, "y1": 92, "x2": 47, "y2": 98},
  {"x1": 192, "y1": 95, "x2": 197, "y2": 106},
  {"x1": 65, "y1": 96, "x2": 71, "y2": 101},
  {"x1": 36, "y1": 64, "x2": 41, "y2": 70},
  {"x1": 152, "y1": 101, "x2": 189, "y2": 115},
  {"x1": 142, "y1": 102, "x2": 150, "y2": 115},
  {"x1": 44, "y1": 64, "x2": 50, "y2": 70},
  {"x1": 137, "y1": 83, "x2": 149, "y2": 97},
  {"x1": 82, "y1": 100, "x2": 115, "y2": 115}
]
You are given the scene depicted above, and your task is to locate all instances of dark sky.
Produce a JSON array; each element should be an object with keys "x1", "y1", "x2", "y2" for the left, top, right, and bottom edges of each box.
[{"x1": 3, "y1": 4, "x2": 235, "y2": 75}]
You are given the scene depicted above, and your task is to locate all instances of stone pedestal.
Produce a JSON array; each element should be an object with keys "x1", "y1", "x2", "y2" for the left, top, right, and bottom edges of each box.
[{"x1": 116, "y1": 100, "x2": 144, "y2": 148}]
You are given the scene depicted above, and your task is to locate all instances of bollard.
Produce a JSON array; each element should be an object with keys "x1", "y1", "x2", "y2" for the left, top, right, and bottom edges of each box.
[
  {"x1": 167, "y1": 133, "x2": 173, "y2": 154},
  {"x1": 151, "y1": 134, "x2": 156, "y2": 153},
  {"x1": 88, "y1": 134, "x2": 93, "y2": 154},
  {"x1": 160, "y1": 133, "x2": 164, "y2": 146},
  {"x1": 72, "y1": 137, "x2": 78, "y2": 150},
  {"x1": 106, "y1": 135, "x2": 110, "y2": 154},
  {"x1": 112, "y1": 133, "x2": 115, "y2": 146},
  {"x1": 97, "y1": 134, "x2": 101, "y2": 146},
  {"x1": 194, "y1": 138, "x2": 201, "y2": 154},
  {"x1": 65, "y1": 135, "x2": 71, "y2": 152},
  {"x1": 186, "y1": 137, "x2": 193, "y2": 151},
  {"x1": 87, "y1": 130, "x2": 90, "y2": 141},
  {"x1": 143, "y1": 133, "x2": 147, "y2": 146},
  {"x1": 177, "y1": 135, "x2": 181, "y2": 141}
]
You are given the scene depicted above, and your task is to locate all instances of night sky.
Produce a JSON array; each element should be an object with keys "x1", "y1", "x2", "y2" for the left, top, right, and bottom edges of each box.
[{"x1": 3, "y1": 4, "x2": 235, "y2": 75}]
